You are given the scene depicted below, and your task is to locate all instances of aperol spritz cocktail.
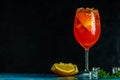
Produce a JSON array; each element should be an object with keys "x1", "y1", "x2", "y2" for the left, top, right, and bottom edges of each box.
[{"x1": 74, "y1": 7, "x2": 101, "y2": 76}]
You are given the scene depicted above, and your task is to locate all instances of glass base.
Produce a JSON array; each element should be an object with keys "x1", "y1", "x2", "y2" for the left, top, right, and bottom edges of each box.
[{"x1": 76, "y1": 71, "x2": 91, "y2": 79}]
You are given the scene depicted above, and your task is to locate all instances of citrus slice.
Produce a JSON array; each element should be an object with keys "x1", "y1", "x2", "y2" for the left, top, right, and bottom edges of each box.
[
  {"x1": 76, "y1": 7, "x2": 96, "y2": 32},
  {"x1": 71, "y1": 64, "x2": 79, "y2": 75},
  {"x1": 51, "y1": 62, "x2": 79, "y2": 76}
]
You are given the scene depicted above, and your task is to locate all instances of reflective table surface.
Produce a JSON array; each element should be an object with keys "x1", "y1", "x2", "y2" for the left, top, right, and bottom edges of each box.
[{"x1": 0, "y1": 73, "x2": 119, "y2": 80}]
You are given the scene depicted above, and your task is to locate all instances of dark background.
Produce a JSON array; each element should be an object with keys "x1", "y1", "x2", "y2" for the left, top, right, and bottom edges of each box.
[{"x1": 0, "y1": 0, "x2": 120, "y2": 73}]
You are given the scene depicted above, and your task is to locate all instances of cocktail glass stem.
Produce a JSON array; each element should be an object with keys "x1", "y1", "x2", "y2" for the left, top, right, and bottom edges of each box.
[{"x1": 84, "y1": 48, "x2": 89, "y2": 73}]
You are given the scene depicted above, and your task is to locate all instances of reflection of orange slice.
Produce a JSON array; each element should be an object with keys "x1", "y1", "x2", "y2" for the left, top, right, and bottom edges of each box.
[
  {"x1": 76, "y1": 8, "x2": 95, "y2": 32},
  {"x1": 57, "y1": 76, "x2": 77, "y2": 80}
]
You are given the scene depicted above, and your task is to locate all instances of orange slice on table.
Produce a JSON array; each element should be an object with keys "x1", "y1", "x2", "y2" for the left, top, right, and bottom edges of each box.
[{"x1": 51, "y1": 62, "x2": 79, "y2": 76}]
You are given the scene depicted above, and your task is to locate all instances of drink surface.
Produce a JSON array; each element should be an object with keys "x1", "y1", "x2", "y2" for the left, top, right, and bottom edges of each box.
[{"x1": 74, "y1": 8, "x2": 101, "y2": 49}]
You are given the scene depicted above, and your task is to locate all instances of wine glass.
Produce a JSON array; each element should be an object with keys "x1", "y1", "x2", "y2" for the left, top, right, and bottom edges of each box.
[{"x1": 73, "y1": 7, "x2": 101, "y2": 77}]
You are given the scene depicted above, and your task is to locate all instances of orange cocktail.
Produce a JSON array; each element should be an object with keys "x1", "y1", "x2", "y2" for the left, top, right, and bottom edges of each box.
[
  {"x1": 73, "y1": 7, "x2": 101, "y2": 75},
  {"x1": 74, "y1": 8, "x2": 101, "y2": 49}
]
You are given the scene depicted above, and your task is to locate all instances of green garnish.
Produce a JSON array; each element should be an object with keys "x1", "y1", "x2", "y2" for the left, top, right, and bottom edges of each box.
[
  {"x1": 111, "y1": 71, "x2": 120, "y2": 78},
  {"x1": 98, "y1": 69, "x2": 120, "y2": 78},
  {"x1": 98, "y1": 69, "x2": 111, "y2": 78}
]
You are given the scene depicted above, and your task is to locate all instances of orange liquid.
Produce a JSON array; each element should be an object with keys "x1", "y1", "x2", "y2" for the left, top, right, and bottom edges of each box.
[{"x1": 74, "y1": 8, "x2": 101, "y2": 49}]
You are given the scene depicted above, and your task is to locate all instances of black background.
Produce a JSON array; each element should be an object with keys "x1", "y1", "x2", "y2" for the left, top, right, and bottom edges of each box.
[{"x1": 0, "y1": 0, "x2": 120, "y2": 73}]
